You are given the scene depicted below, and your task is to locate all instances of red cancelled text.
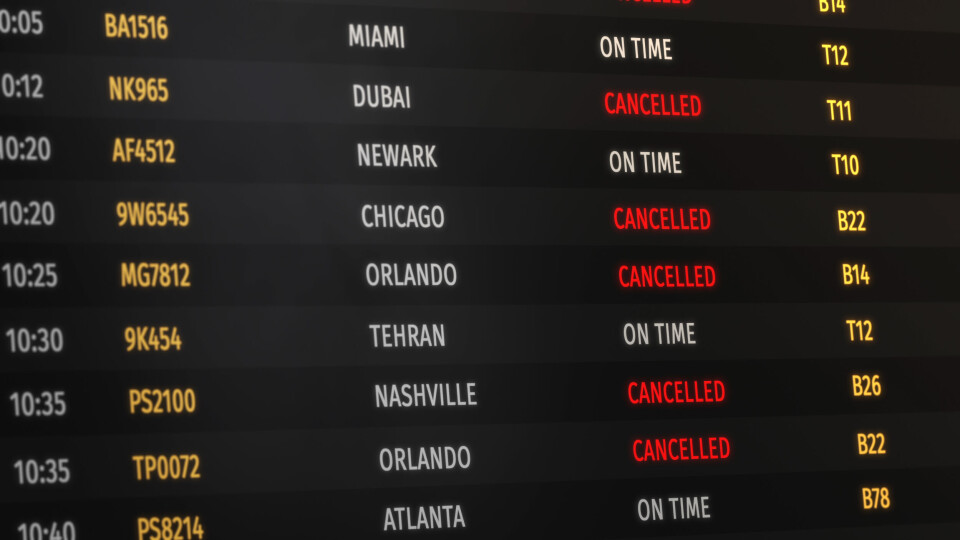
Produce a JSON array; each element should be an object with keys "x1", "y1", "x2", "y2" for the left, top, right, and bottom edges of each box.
[
  {"x1": 614, "y1": 207, "x2": 711, "y2": 231},
  {"x1": 619, "y1": 265, "x2": 717, "y2": 289},
  {"x1": 628, "y1": 379, "x2": 726, "y2": 405},
  {"x1": 633, "y1": 436, "x2": 731, "y2": 462},
  {"x1": 605, "y1": 92, "x2": 702, "y2": 117}
]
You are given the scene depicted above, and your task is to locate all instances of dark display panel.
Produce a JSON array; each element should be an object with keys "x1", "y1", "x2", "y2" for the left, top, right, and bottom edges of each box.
[{"x1": 3, "y1": 1, "x2": 960, "y2": 538}]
